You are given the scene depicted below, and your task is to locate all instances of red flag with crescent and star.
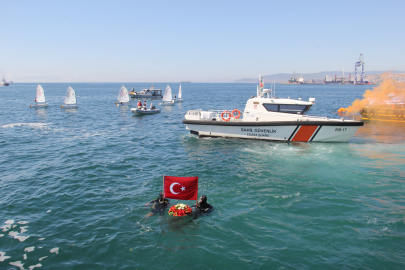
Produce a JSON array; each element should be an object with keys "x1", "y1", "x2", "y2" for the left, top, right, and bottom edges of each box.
[{"x1": 163, "y1": 175, "x2": 198, "y2": 200}]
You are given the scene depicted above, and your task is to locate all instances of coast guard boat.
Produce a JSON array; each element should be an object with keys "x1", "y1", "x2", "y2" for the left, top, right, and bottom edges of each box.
[
  {"x1": 182, "y1": 74, "x2": 364, "y2": 142},
  {"x1": 129, "y1": 85, "x2": 163, "y2": 99}
]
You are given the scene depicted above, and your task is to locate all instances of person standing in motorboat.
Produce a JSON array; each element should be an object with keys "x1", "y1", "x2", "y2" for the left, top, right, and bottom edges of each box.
[
  {"x1": 137, "y1": 100, "x2": 142, "y2": 109},
  {"x1": 150, "y1": 102, "x2": 153, "y2": 110},
  {"x1": 143, "y1": 100, "x2": 147, "y2": 110}
]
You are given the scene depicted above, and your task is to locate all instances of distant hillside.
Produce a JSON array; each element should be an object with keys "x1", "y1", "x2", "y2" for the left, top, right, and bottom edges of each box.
[{"x1": 235, "y1": 70, "x2": 405, "y2": 83}]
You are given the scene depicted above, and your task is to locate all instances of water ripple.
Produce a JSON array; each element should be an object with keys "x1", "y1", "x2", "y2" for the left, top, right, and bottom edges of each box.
[{"x1": 1, "y1": 83, "x2": 404, "y2": 269}]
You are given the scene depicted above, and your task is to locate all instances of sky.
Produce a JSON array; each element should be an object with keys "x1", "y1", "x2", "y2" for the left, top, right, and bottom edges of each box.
[{"x1": 1, "y1": 0, "x2": 404, "y2": 83}]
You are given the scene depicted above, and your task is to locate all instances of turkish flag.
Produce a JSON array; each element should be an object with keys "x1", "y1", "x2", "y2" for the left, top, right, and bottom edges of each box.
[{"x1": 163, "y1": 175, "x2": 198, "y2": 200}]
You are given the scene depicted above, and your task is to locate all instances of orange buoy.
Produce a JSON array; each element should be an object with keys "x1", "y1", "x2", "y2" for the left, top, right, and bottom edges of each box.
[
  {"x1": 231, "y1": 109, "x2": 241, "y2": 119},
  {"x1": 221, "y1": 110, "x2": 231, "y2": 121}
]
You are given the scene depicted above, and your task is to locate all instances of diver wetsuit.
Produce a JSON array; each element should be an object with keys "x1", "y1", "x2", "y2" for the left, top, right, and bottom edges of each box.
[
  {"x1": 192, "y1": 195, "x2": 213, "y2": 216},
  {"x1": 147, "y1": 193, "x2": 170, "y2": 215}
]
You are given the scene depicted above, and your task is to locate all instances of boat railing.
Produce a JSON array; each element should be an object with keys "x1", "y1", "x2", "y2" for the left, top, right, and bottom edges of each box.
[
  {"x1": 302, "y1": 114, "x2": 357, "y2": 121},
  {"x1": 185, "y1": 109, "x2": 243, "y2": 121},
  {"x1": 208, "y1": 110, "x2": 243, "y2": 121},
  {"x1": 247, "y1": 111, "x2": 329, "y2": 120},
  {"x1": 301, "y1": 114, "x2": 328, "y2": 121},
  {"x1": 186, "y1": 109, "x2": 202, "y2": 115},
  {"x1": 185, "y1": 109, "x2": 356, "y2": 122}
]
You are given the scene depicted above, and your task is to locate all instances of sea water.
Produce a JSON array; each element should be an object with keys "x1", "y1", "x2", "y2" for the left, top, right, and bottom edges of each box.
[{"x1": 0, "y1": 83, "x2": 404, "y2": 269}]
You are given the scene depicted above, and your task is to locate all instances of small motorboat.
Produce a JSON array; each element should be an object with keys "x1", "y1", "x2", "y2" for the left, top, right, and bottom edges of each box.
[
  {"x1": 358, "y1": 92, "x2": 405, "y2": 123},
  {"x1": 131, "y1": 107, "x2": 161, "y2": 115},
  {"x1": 30, "y1": 84, "x2": 48, "y2": 108},
  {"x1": 0, "y1": 76, "x2": 9, "y2": 86},
  {"x1": 129, "y1": 85, "x2": 163, "y2": 99},
  {"x1": 159, "y1": 85, "x2": 175, "y2": 106},
  {"x1": 182, "y1": 74, "x2": 364, "y2": 142}
]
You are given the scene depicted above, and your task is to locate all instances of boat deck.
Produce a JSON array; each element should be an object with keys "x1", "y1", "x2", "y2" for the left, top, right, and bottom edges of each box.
[{"x1": 185, "y1": 109, "x2": 362, "y2": 125}]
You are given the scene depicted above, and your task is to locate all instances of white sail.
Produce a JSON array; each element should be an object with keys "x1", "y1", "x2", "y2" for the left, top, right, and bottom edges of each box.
[
  {"x1": 162, "y1": 85, "x2": 172, "y2": 102},
  {"x1": 64, "y1": 86, "x2": 77, "y2": 105},
  {"x1": 178, "y1": 84, "x2": 182, "y2": 99},
  {"x1": 117, "y1": 85, "x2": 130, "y2": 103},
  {"x1": 36, "y1": 84, "x2": 46, "y2": 103}
]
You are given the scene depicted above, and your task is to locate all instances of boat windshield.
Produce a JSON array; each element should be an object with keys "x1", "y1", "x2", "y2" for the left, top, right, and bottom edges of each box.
[
  {"x1": 152, "y1": 90, "x2": 162, "y2": 96},
  {"x1": 262, "y1": 104, "x2": 311, "y2": 114}
]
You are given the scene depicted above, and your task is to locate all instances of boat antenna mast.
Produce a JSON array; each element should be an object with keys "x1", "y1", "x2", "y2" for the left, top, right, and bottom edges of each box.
[
  {"x1": 259, "y1": 73, "x2": 265, "y2": 98},
  {"x1": 259, "y1": 73, "x2": 274, "y2": 98}
]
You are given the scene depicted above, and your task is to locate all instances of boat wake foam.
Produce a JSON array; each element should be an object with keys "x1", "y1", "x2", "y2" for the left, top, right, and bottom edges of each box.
[
  {"x1": 1, "y1": 123, "x2": 50, "y2": 129},
  {"x1": 1, "y1": 219, "x2": 59, "y2": 268}
]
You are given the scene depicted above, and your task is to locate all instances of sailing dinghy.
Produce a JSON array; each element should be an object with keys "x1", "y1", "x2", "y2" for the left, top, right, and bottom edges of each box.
[
  {"x1": 30, "y1": 84, "x2": 48, "y2": 108},
  {"x1": 115, "y1": 85, "x2": 131, "y2": 106},
  {"x1": 174, "y1": 84, "x2": 183, "y2": 103},
  {"x1": 159, "y1": 85, "x2": 174, "y2": 106},
  {"x1": 61, "y1": 86, "x2": 78, "y2": 108}
]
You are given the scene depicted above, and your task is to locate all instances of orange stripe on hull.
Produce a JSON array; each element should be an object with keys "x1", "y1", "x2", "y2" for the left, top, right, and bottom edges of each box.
[{"x1": 291, "y1": 125, "x2": 318, "y2": 142}]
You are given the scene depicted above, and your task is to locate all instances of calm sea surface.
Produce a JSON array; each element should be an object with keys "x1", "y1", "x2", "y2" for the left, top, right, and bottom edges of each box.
[{"x1": 1, "y1": 83, "x2": 404, "y2": 270}]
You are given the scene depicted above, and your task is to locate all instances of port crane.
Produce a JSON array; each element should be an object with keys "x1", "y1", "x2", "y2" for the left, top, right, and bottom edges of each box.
[{"x1": 354, "y1": 54, "x2": 365, "y2": 84}]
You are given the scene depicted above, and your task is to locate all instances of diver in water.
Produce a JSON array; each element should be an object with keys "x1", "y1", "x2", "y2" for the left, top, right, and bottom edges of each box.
[
  {"x1": 145, "y1": 192, "x2": 170, "y2": 216},
  {"x1": 192, "y1": 195, "x2": 213, "y2": 217}
]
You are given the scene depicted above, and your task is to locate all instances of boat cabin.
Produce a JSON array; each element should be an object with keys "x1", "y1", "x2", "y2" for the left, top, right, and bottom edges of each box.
[
  {"x1": 244, "y1": 97, "x2": 315, "y2": 115},
  {"x1": 140, "y1": 89, "x2": 162, "y2": 96},
  {"x1": 138, "y1": 88, "x2": 162, "y2": 96}
]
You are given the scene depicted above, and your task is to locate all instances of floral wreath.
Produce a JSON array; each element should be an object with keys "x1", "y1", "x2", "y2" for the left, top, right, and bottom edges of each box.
[{"x1": 168, "y1": 203, "x2": 192, "y2": 217}]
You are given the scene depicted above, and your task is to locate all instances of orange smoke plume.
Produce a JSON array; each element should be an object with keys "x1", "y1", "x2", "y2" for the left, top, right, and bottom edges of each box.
[{"x1": 338, "y1": 72, "x2": 405, "y2": 114}]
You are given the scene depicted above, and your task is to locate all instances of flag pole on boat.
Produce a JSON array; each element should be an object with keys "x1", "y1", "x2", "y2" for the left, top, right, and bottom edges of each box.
[{"x1": 162, "y1": 175, "x2": 165, "y2": 200}]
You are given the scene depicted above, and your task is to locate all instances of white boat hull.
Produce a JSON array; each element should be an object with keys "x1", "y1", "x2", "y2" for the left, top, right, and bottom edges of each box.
[
  {"x1": 61, "y1": 104, "x2": 78, "y2": 109},
  {"x1": 182, "y1": 120, "x2": 363, "y2": 142},
  {"x1": 30, "y1": 103, "x2": 48, "y2": 108},
  {"x1": 115, "y1": 101, "x2": 132, "y2": 106},
  {"x1": 159, "y1": 101, "x2": 174, "y2": 106},
  {"x1": 131, "y1": 108, "x2": 161, "y2": 114}
]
